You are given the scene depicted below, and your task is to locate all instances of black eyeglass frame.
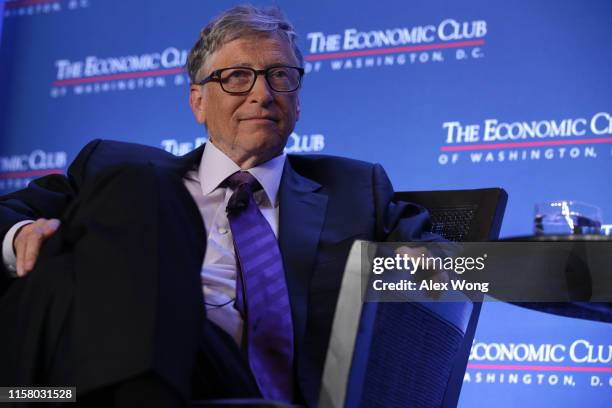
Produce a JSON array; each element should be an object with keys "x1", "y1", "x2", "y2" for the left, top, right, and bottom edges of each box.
[{"x1": 196, "y1": 66, "x2": 305, "y2": 94}]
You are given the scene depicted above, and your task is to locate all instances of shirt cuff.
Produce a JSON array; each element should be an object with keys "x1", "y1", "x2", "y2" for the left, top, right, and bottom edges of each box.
[{"x1": 2, "y1": 220, "x2": 35, "y2": 277}]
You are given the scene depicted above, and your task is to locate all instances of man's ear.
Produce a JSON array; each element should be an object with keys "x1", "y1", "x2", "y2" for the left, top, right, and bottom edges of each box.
[{"x1": 189, "y1": 84, "x2": 207, "y2": 124}]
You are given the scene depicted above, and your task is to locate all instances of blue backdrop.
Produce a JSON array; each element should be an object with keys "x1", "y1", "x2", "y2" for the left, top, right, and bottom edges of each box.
[{"x1": 1, "y1": 0, "x2": 611, "y2": 406}]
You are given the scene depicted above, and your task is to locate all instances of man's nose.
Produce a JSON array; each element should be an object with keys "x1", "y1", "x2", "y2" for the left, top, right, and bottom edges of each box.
[{"x1": 248, "y1": 74, "x2": 273, "y2": 105}]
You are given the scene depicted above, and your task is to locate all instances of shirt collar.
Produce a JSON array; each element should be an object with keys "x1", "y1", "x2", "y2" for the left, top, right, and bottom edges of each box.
[{"x1": 199, "y1": 142, "x2": 286, "y2": 206}]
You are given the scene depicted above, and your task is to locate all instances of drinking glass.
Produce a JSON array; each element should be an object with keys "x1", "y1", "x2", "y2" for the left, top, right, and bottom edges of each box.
[{"x1": 534, "y1": 201, "x2": 602, "y2": 236}]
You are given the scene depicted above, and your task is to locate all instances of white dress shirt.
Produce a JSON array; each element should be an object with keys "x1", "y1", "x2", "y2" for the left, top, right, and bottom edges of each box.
[{"x1": 2, "y1": 142, "x2": 287, "y2": 345}]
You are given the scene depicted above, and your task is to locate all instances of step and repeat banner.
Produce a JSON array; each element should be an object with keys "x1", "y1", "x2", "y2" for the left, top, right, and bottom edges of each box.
[{"x1": 1, "y1": 0, "x2": 611, "y2": 406}]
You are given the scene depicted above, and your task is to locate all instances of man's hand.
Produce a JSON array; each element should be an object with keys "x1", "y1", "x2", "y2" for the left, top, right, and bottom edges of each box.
[
  {"x1": 14, "y1": 218, "x2": 61, "y2": 277},
  {"x1": 396, "y1": 245, "x2": 449, "y2": 300}
]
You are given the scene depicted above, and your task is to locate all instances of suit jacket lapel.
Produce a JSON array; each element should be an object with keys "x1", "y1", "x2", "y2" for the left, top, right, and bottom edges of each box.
[
  {"x1": 149, "y1": 143, "x2": 206, "y2": 177},
  {"x1": 146, "y1": 143, "x2": 208, "y2": 283},
  {"x1": 151, "y1": 146, "x2": 328, "y2": 356},
  {"x1": 278, "y1": 158, "x2": 328, "y2": 352}
]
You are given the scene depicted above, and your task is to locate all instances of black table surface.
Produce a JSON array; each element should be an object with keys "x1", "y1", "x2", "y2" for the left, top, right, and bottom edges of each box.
[
  {"x1": 498, "y1": 234, "x2": 612, "y2": 323},
  {"x1": 502, "y1": 234, "x2": 612, "y2": 242}
]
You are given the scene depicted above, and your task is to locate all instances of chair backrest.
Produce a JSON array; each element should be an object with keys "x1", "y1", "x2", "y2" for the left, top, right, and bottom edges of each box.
[
  {"x1": 319, "y1": 188, "x2": 507, "y2": 408},
  {"x1": 397, "y1": 188, "x2": 507, "y2": 407},
  {"x1": 393, "y1": 188, "x2": 507, "y2": 242}
]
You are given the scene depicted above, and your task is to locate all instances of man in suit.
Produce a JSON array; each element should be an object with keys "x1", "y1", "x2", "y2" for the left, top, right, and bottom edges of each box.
[{"x1": 0, "y1": 5, "x2": 434, "y2": 407}]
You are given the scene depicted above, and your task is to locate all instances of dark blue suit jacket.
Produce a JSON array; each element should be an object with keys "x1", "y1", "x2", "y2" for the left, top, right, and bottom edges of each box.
[{"x1": 0, "y1": 139, "x2": 434, "y2": 405}]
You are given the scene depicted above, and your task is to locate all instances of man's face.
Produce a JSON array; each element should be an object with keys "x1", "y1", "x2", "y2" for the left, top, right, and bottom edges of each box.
[{"x1": 189, "y1": 34, "x2": 301, "y2": 168}]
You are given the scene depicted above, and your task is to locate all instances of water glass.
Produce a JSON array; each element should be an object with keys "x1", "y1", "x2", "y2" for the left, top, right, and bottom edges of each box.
[{"x1": 534, "y1": 201, "x2": 602, "y2": 236}]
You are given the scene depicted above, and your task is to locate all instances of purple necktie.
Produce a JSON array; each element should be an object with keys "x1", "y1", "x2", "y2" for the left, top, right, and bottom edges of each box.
[{"x1": 226, "y1": 171, "x2": 294, "y2": 402}]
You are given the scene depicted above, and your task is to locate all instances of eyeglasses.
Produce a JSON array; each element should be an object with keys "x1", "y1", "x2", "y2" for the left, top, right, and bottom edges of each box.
[{"x1": 197, "y1": 66, "x2": 304, "y2": 94}]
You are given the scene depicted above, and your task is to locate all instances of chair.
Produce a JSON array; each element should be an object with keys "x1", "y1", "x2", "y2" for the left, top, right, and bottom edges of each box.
[
  {"x1": 318, "y1": 188, "x2": 507, "y2": 408},
  {"x1": 394, "y1": 188, "x2": 507, "y2": 242}
]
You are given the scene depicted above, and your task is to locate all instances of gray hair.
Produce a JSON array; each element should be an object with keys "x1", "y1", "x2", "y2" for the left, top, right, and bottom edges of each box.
[{"x1": 186, "y1": 5, "x2": 304, "y2": 84}]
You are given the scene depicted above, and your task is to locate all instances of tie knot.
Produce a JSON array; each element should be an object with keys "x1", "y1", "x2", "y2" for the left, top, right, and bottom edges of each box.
[
  {"x1": 226, "y1": 172, "x2": 260, "y2": 216},
  {"x1": 226, "y1": 171, "x2": 259, "y2": 192}
]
